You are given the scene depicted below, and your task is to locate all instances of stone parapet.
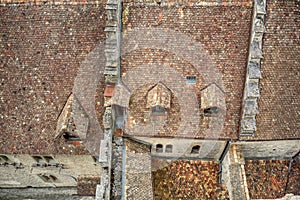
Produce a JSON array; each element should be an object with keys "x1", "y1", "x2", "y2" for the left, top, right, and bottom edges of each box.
[
  {"x1": 97, "y1": 0, "x2": 122, "y2": 196},
  {"x1": 238, "y1": 140, "x2": 300, "y2": 160},
  {"x1": 110, "y1": 136, "x2": 124, "y2": 199},
  {"x1": 96, "y1": 128, "x2": 112, "y2": 200},
  {"x1": 104, "y1": 0, "x2": 121, "y2": 83},
  {"x1": 222, "y1": 144, "x2": 250, "y2": 200},
  {"x1": 240, "y1": 0, "x2": 267, "y2": 136}
]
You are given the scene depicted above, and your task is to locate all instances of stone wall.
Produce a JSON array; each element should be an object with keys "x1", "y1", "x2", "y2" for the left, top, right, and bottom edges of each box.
[
  {"x1": 221, "y1": 144, "x2": 250, "y2": 200},
  {"x1": 96, "y1": 0, "x2": 123, "y2": 197},
  {"x1": 135, "y1": 137, "x2": 226, "y2": 160},
  {"x1": 0, "y1": 154, "x2": 101, "y2": 188},
  {"x1": 110, "y1": 136, "x2": 123, "y2": 199},
  {"x1": 0, "y1": 188, "x2": 79, "y2": 200},
  {"x1": 238, "y1": 140, "x2": 300, "y2": 160},
  {"x1": 240, "y1": 0, "x2": 266, "y2": 136}
]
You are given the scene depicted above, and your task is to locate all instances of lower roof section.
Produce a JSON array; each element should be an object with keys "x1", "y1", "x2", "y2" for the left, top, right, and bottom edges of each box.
[
  {"x1": 152, "y1": 159, "x2": 229, "y2": 199},
  {"x1": 124, "y1": 139, "x2": 153, "y2": 200},
  {"x1": 245, "y1": 160, "x2": 300, "y2": 199}
]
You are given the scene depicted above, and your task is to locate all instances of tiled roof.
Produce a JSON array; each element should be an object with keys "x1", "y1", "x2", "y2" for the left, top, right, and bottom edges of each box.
[
  {"x1": 121, "y1": 3, "x2": 252, "y2": 139},
  {"x1": 245, "y1": 160, "x2": 300, "y2": 199},
  {"x1": 248, "y1": 0, "x2": 300, "y2": 140},
  {"x1": 124, "y1": 139, "x2": 153, "y2": 199},
  {"x1": 77, "y1": 175, "x2": 100, "y2": 196},
  {"x1": 0, "y1": 4, "x2": 106, "y2": 154},
  {"x1": 152, "y1": 159, "x2": 229, "y2": 199},
  {"x1": 0, "y1": 0, "x2": 107, "y2": 6}
]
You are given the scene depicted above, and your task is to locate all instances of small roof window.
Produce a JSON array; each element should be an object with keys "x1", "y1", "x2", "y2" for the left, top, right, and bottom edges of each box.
[{"x1": 186, "y1": 76, "x2": 196, "y2": 85}]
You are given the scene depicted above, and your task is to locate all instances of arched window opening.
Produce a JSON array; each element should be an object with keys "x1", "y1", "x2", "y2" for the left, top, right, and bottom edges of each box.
[
  {"x1": 0, "y1": 155, "x2": 9, "y2": 163},
  {"x1": 156, "y1": 144, "x2": 163, "y2": 153},
  {"x1": 43, "y1": 156, "x2": 56, "y2": 164},
  {"x1": 166, "y1": 144, "x2": 173, "y2": 153},
  {"x1": 191, "y1": 145, "x2": 200, "y2": 154},
  {"x1": 38, "y1": 174, "x2": 58, "y2": 183},
  {"x1": 32, "y1": 155, "x2": 44, "y2": 163}
]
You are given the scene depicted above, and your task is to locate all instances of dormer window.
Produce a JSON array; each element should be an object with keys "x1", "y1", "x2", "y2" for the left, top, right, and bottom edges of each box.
[
  {"x1": 146, "y1": 83, "x2": 171, "y2": 109},
  {"x1": 55, "y1": 94, "x2": 85, "y2": 142},
  {"x1": 32, "y1": 155, "x2": 44, "y2": 163},
  {"x1": 146, "y1": 83, "x2": 171, "y2": 122},
  {"x1": 0, "y1": 155, "x2": 9, "y2": 163},
  {"x1": 201, "y1": 83, "x2": 225, "y2": 117},
  {"x1": 43, "y1": 156, "x2": 56, "y2": 164},
  {"x1": 62, "y1": 131, "x2": 81, "y2": 141}
]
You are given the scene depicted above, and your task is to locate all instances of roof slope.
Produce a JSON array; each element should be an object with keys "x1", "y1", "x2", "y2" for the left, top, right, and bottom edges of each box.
[
  {"x1": 121, "y1": 2, "x2": 252, "y2": 139},
  {"x1": 253, "y1": 0, "x2": 300, "y2": 140},
  {"x1": 0, "y1": 3, "x2": 106, "y2": 154}
]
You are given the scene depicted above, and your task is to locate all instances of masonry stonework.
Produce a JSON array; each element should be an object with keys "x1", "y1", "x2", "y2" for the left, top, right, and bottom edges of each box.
[{"x1": 239, "y1": 140, "x2": 300, "y2": 160}]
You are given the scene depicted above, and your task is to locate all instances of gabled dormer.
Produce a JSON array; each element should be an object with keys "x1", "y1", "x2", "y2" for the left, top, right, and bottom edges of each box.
[
  {"x1": 201, "y1": 83, "x2": 225, "y2": 117},
  {"x1": 146, "y1": 83, "x2": 171, "y2": 121}
]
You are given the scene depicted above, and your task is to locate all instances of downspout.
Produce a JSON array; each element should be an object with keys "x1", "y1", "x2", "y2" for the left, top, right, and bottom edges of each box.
[
  {"x1": 118, "y1": 2, "x2": 124, "y2": 198},
  {"x1": 117, "y1": 0, "x2": 122, "y2": 82},
  {"x1": 218, "y1": 141, "x2": 230, "y2": 184},
  {"x1": 284, "y1": 159, "x2": 294, "y2": 195},
  {"x1": 284, "y1": 150, "x2": 300, "y2": 195},
  {"x1": 121, "y1": 138, "x2": 126, "y2": 200}
]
